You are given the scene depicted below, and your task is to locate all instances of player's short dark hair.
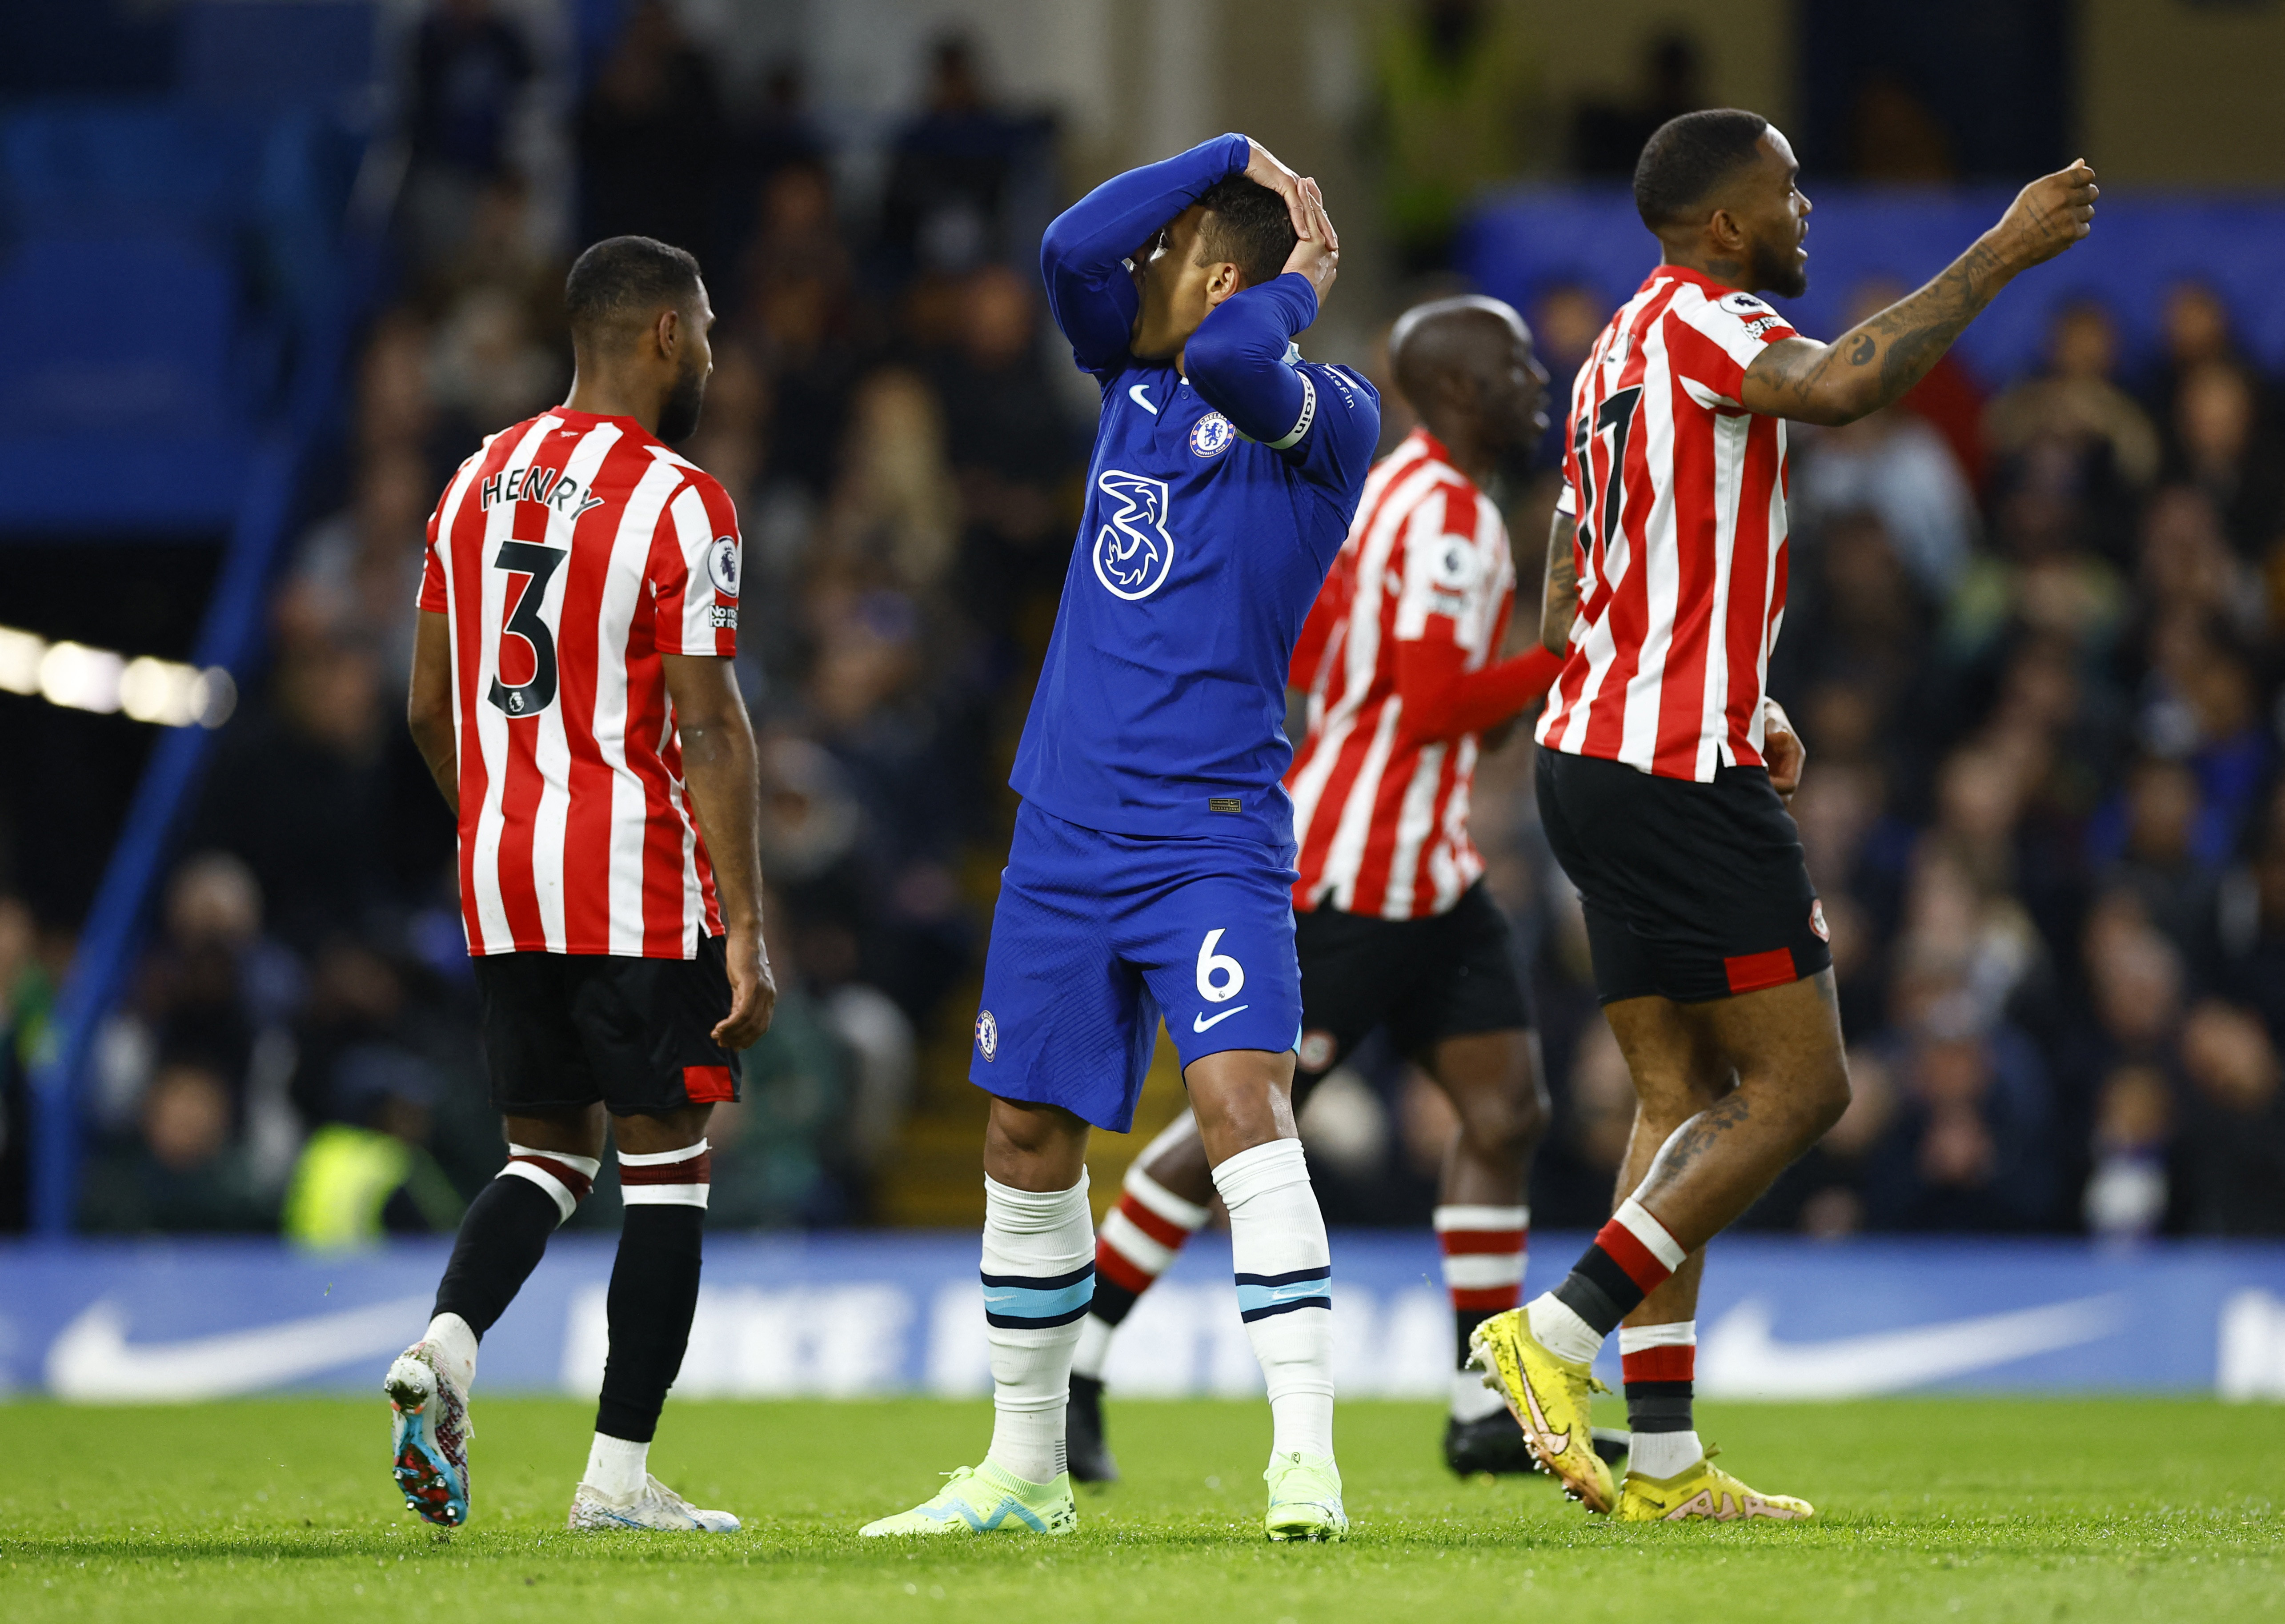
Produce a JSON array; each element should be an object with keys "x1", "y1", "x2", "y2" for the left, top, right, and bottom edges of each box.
[
  {"x1": 564, "y1": 235, "x2": 703, "y2": 342},
  {"x1": 1194, "y1": 176, "x2": 1298, "y2": 289},
  {"x1": 1632, "y1": 108, "x2": 1771, "y2": 230}
]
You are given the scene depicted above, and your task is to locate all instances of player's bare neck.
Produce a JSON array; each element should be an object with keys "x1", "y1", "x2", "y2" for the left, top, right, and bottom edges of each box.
[
  {"x1": 563, "y1": 363, "x2": 661, "y2": 437},
  {"x1": 1656, "y1": 235, "x2": 1752, "y2": 294},
  {"x1": 1420, "y1": 411, "x2": 1495, "y2": 489}
]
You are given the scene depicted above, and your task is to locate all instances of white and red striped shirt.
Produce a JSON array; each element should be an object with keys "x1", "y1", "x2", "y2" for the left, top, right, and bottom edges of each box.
[
  {"x1": 1535, "y1": 265, "x2": 1798, "y2": 782},
  {"x1": 1286, "y1": 429, "x2": 1560, "y2": 919},
  {"x1": 417, "y1": 409, "x2": 741, "y2": 958}
]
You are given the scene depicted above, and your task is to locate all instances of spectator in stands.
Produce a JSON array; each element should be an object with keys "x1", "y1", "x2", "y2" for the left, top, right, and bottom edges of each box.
[
  {"x1": 878, "y1": 34, "x2": 1053, "y2": 282},
  {"x1": 401, "y1": 0, "x2": 535, "y2": 265},
  {"x1": 2174, "y1": 1000, "x2": 2285, "y2": 1234},
  {"x1": 282, "y1": 1045, "x2": 462, "y2": 1249},
  {"x1": 1375, "y1": 0, "x2": 1541, "y2": 272},
  {"x1": 2083, "y1": 1062, "x2": 2171, "y2": 1239},
  {"x1": 1795, "y1": 404, "x2": 1980, "y2": 599},
  {"x1": 190, "y1": 640, "x2": 392, "y2": 950},
  {"x1": 575, "y1": 0, "x2": 725, "y2": 267},
  {"x1": 744, "y1": 161, "x2": 863, "y2": 497},
  {"x1": 925, "y1": 266, "x2": 1086, "y2": 637},
  {"x1": 2167, "y1": 359, "x2": 2285, "y2": 557},
  {"x1": 2139, "y1": 282, "x2": 2261, "y2": 452},
  {"x1": 79, "y1": 1061, "x2": 274, "y2": 1234},
  {"x1": 1863, "y1": 1020, "x2": 2056, "y2": 1233},
  {"x1": 1570, "y1": 30, "x2": 1703, "y2": 179}
]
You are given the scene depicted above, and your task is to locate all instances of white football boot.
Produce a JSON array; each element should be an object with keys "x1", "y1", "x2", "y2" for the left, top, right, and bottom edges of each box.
[
  {"x1": 567, "y1": 1473, "x2": 742, "y2": 1532},
  {"x1": 386, "y1": 1340, "x2": 473, "y2": 1527}
]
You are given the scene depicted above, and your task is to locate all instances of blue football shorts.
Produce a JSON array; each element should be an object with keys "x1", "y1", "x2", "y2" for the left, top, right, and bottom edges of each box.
[{"x1": 969, "y1": 801, "x2": 1304, "y2": 1131}]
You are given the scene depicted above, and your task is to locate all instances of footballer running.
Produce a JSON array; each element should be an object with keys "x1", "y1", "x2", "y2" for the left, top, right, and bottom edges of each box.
[
  {"x1": 1474, "y1": 110, "x2": 2097, "y2": 1521},
  {"x1": 862, "y1": 135, "x2": 1378, "y2": 1543}
]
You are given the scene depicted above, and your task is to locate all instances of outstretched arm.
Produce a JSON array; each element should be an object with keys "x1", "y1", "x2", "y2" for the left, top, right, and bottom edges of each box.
[{"x1": 1741, "y1": 161, "x2": 2098, "y2": 427}]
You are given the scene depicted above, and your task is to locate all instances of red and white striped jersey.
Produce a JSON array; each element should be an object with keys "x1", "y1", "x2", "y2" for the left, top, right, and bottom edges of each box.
[
  {"x1": 417, "y1": 409, "x2": 741, "y2": 958},
  {"x1": 1286, "y1": 429, "x2": 1523, "y2": 920},
  {"x1": 1535, "y1": 265, "x2": 1799, "y2": 782}
]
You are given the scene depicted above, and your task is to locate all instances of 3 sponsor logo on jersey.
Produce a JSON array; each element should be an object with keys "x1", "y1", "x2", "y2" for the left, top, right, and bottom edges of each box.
[
  {"x1": 974, "y1": 1009, "x2": 998, "y2": 1061},
  {"x1": 1092, "y1": 469, "x2": 1177, "y2": 601},
  {"x1": 1189, "y1": 411, "x2": 1235, "y2": 457}
]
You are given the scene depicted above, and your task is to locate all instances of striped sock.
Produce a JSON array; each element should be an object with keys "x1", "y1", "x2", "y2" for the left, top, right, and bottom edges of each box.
[
  {"x1": 979, "y1": 1173, "x2": 1094, "y2": 1485},
  {"x1": 1435, "y1": 1204, "x2": 1527, "y2": 1421},
  {"x1": 1214, "y1": 1139, "x2": 1334, "y2": 1460},
  {"x1": 617, "y1": 1139, "x2": 711, "y2": 1208},
  {"x1": 1620, "y1": 1321, "x2": 1699, "y2": 1479},
  {"x1": 1072, "y1": 1134, "x2": 1211, "y2": 1381},
  {"x1": 1527, "y1": 1197, "x2": 1686, "y2": 1365}
]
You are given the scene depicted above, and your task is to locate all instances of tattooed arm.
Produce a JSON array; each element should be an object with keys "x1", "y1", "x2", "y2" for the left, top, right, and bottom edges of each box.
[
  {"x1": 1741, "y1": 160, "x2": 2098, "y2": 427},
  {"x1": 1539, "y1": 508, "x2": 1579, "y2": 655}
]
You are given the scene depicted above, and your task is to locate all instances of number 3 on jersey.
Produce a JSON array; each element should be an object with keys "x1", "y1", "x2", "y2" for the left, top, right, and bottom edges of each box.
[{"x1": 488, "y1": 539, "x2": 565, "y2": 718}]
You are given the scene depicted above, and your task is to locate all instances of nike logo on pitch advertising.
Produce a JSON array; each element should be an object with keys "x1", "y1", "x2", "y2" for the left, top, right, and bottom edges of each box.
[
  {"x1": 44, "y1": 1295, "x2": 429, "y2": 1400},
  {"x1": 1129, "y1": 383, "x2": 1159, "y2": 414},
  {"x1": 1193, "y1": 1005, "x2": 1250, "y2": 1032},
  {"x1": 1697, "y1": 1294, "x2": 2128, "y2": 1398}
]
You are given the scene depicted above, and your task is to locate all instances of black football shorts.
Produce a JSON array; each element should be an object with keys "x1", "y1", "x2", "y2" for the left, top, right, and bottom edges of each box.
[
  {"x1": 473, "y1": 935, "x2": 742, "y2": 1116},
  {"x1": 1290, "y1": 880, "x2": 1534, "y2": 1100},
  {"x1": 1535, "y1": 744, "x2": 1832, "y2": 1006}
]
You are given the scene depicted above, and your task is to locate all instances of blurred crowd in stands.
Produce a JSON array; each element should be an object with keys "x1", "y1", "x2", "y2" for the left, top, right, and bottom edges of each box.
[{"x1": 7, "y1": 0, "x2": 2281, "y2": 1246}]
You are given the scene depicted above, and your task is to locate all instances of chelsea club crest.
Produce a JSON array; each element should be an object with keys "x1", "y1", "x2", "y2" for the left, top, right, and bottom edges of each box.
[{"x1": 1189, "y1": 411, "x2": 1235, "y2": 457}]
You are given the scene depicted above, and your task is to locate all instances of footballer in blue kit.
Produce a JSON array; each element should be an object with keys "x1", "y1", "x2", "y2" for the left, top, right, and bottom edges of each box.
[
  {"x1": 981, "y1": 132, "x2": 1379, "y2": 1127},
  {"x1": 863, "y1": 135, "x2": 1379, "y2": 1544}
]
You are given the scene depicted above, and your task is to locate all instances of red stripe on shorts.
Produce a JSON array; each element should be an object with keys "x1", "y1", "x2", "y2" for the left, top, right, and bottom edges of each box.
[
  {"x1": 683, "y1": 1064, "x2": 735, "y2": 1103},
  {"x1": 1723, "y1": 946, "x2": 1798, "y2": 995}
]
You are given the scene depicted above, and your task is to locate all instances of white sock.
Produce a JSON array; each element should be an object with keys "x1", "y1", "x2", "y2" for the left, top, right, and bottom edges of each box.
[
  {"x1": 423, "y1": 1311, "x2": 478, "y2": 1393},
  {"x1": 1450, "y1": 1367, "x2": 1506, "y2": 1422},
  {"x1": 1213, "y1": 1138, "x2": 1335, "y2": 1461},
  {"x1": 1628, "y1": 1428, "x2": 1704, "y2": 1480},
  {"x1": 1527, "y1": 1290, "x2": 1604, "y2": 1366},
  {"x1": 585, "y1": 1432, "x2": 648, "y2": 1499},
  {"x1": 1070, "y1": 1314, "x2": 1114, "y2": 1383},
  {"x1": 980, "y1": 1171, "x2": 1093, "y2": 1485}
]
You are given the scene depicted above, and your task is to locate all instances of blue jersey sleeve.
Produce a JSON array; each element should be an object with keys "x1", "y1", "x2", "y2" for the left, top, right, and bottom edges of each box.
[
  {"x1": 1038, "y1": 133, "x2": 1251, "y2": 376},
  {"x1": 1188, "y1": 273, "x2": 1380, "y2": 497}
]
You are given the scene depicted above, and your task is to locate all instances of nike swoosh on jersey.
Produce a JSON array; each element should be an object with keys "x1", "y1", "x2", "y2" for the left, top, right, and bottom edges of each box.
[
  {"x1": 1192, "y1": 1004, "x2": 1251, "y2": 1032},
  {"x1": 1128, "y1": 383, "x2": 1159, "y2": 415},
  {"x1": 1697, "y1": 1293, "x2": 2128, "y2": 1399},
  {"x1": 44, "y1": 1295, "x2": 430, "y2": 1400}
]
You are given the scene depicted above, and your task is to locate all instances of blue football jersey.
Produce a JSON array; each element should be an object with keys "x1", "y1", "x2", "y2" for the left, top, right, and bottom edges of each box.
[{"x1": 1012, "y1": 135, "x2": 1381, "y2": 848}]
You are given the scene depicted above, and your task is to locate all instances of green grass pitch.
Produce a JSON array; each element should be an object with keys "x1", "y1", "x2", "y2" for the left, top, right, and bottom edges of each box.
[{"x1": 3, "y1": 1396, "x2": 2280, "y2": 1621}]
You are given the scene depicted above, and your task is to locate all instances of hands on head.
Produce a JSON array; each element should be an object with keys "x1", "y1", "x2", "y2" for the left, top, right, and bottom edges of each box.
[{"x1": 1246, "y1": 139, "x2": 1339, "y2": 300}]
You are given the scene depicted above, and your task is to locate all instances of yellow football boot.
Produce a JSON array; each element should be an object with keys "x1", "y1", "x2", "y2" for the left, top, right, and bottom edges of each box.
[
  {"x1": 1467, "y1": 1308, "x2": 1616, "y2": 1513},
  {"x1": 1616, "y1": 1448, "x2": 1814, "y2": 1523}
]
